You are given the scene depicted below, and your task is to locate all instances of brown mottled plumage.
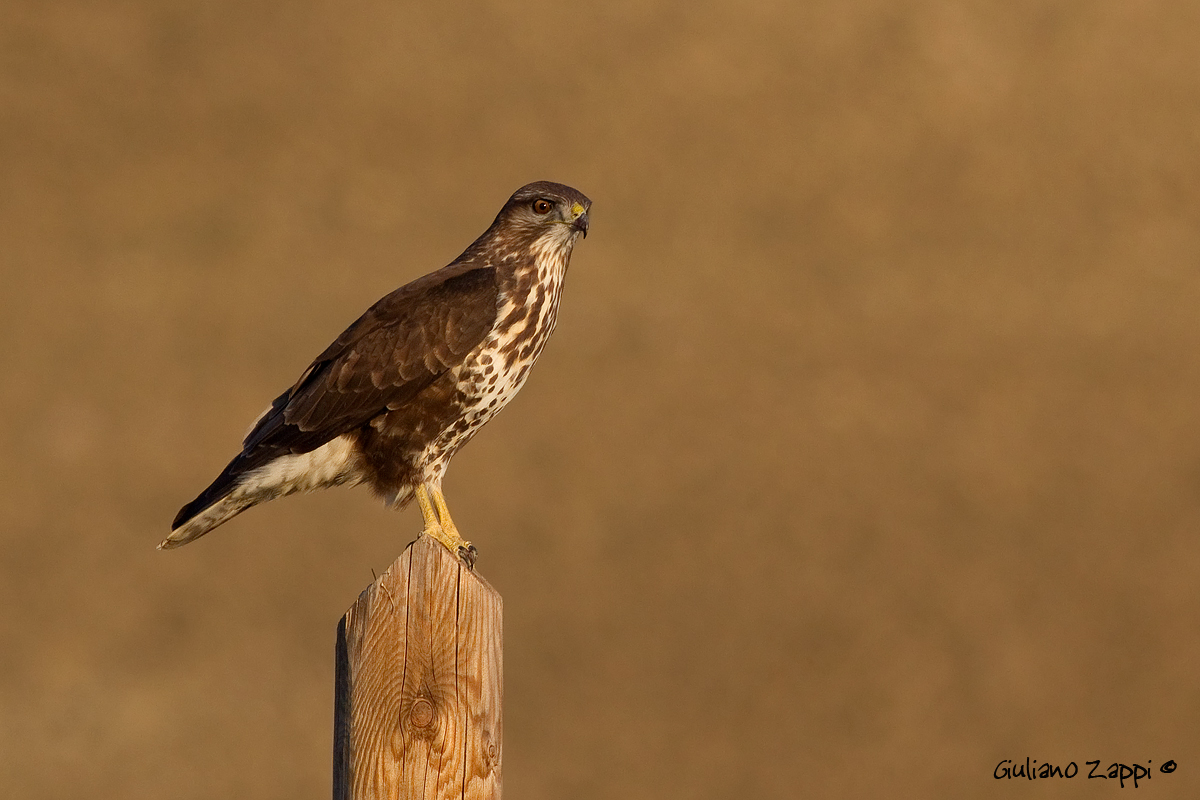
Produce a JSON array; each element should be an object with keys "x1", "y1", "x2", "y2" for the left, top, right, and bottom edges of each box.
[{"x1": 162, "y1": 181, "x2": 591, "y2": 563}]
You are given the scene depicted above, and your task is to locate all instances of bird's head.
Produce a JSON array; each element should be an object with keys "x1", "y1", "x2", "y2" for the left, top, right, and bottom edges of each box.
[{"x1": 492, "y1": 181, "x2": 591, "y2": 253}]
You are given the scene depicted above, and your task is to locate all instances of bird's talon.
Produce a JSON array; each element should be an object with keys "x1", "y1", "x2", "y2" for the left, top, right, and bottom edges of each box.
[
  {"x1": 420, "y1": 524, "x2": 453, "y2": 553},
  {"x1": 458, "y1": 544, "x2": 478, "y2": 569}
]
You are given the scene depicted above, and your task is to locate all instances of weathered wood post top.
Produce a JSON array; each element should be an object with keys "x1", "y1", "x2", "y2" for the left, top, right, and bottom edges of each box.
[{"x1": 334, "y1": 536, "x2": 503, "y2": 800}]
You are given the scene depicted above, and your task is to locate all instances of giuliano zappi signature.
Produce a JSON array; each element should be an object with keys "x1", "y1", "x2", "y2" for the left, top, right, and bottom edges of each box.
[{"x1": 994, "y1": 758, "x2": 1177, "y2": 788}]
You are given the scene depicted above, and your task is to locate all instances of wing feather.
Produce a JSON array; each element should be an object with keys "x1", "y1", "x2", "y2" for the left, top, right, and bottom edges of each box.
[{"x1": 240, "y1": 265, "x2": 499, "y2": 459}]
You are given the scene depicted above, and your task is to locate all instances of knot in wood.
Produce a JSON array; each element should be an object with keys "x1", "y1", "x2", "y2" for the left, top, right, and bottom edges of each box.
[{"x1": 409, "y1": 698, "x2": 435, "y2": 729}]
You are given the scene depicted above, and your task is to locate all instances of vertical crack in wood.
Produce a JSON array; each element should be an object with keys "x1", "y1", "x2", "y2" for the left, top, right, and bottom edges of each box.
[
  {"x1": 456, "y1": 566, "x2": 467, "y2": 800},
  {"x1": 397, "y1": 544, "x2": 415, "y2": 783}
]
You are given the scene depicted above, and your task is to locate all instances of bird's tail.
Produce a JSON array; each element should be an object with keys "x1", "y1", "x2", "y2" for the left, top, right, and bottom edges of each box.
[
  {"x1": 161, "y1": 435, "x2": 361, "y2": 550},
  {"x1": 159, "y1": 457, "x2": 258, "y2": 550}
]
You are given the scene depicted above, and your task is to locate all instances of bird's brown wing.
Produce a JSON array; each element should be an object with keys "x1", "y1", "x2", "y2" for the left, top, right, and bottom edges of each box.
[{"x1": 241, "y1": 265, "x2": 499, "y2": 460}]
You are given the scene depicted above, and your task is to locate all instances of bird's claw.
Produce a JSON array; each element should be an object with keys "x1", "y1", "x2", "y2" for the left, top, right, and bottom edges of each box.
[{"x1": 419, "y1": 524, "x2": 477, "y2": 569}]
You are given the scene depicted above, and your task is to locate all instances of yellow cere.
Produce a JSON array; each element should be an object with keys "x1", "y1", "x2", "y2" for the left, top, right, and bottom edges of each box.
[{"x1": 571, "y1": 202, "x2": 585, "y2": 218}]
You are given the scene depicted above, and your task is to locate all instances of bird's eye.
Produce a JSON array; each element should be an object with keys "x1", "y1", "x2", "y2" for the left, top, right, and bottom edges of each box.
[{"x1": 532, "y1": 199, "x2": 554, "y2": 215}]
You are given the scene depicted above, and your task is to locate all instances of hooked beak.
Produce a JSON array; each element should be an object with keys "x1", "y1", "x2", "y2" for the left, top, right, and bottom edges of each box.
[{"x1": 572, "y1": 210, "x2": 589, "y2": 238}]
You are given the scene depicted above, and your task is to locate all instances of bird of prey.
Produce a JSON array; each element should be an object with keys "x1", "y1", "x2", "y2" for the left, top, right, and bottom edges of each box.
[{"x1": 161, "y1": 181, "x2": 591, "y2": 565}]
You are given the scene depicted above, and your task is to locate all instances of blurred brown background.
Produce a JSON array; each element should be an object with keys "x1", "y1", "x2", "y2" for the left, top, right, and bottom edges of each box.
[{"x1": 3, "y1": 1, "x2": 1199, "y2": 797}]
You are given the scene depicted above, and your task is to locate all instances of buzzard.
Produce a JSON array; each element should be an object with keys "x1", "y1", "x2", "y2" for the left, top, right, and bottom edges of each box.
[{"x1": 161, "y1": 181, "x2": 591, "y2": 565}]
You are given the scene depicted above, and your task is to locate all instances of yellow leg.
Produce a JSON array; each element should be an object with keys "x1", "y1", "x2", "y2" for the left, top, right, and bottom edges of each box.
[
  {"x1": 431, "y1": 489, "x2": 464, "y2": 540},
  {"x1": 432, "y1": 488, "x2": 476, "y2": 565},
  {"x1": 414, "y1": 485, "x2": 441, "y2": 532},
  {"x1": 415, "y1": 485, "x2": 475, "y2": 566}
]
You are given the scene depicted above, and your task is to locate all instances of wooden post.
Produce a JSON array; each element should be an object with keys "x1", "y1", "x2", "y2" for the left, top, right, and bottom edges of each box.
[{"x1": 334, "y1": 536, "x2": 502, "y2": 800}]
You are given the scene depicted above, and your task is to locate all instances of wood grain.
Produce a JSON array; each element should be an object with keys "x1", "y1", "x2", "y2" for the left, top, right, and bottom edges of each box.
[{"x1": 334, "y1": 537, "x2": 502, "y2": 800}]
